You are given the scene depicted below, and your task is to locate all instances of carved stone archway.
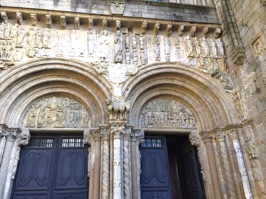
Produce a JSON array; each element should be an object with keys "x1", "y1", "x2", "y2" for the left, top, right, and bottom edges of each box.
[{"x1": 123, "y1": 62, "x2": 254, "y2": 199}]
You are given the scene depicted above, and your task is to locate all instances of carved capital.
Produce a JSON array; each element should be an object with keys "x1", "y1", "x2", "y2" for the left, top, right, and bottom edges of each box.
[
  {"x1": 201, "y1": 134, "x2": 212, "y2": 144},
  {"x1": 228, "y1": 129, "x2": 238, "y2": 140},
  {"x1": 124, "y1": 125, "x2": 133, "y2": 139},
  {"x1": 216, "y1": 132, "x2": 226, "y2": 142},
  {"x1": 6, "y1": 128, "x2": 20, "y2": 141},
  {"x1": 90, "y1": 128, "x2": 101, "y2": 142},
  {"x1": 17, "y1": 128, "x2": 30, "y2": 146},
  {"x1": 110, "y1": 125, "x2": 124, "y2": 139},
  {"x1": 189, "y1": 130, "x2": 201, "y2": 147},
  {"x1": 106, "y1": 96, "x2": 130, "y2": 121},
  {"x1": 130, "y1": 128, "x2": 142, "y2": 143},
  {"x1": 83, "y1": 128, "x2": 91, "y2": 145},
  {"x1": 100, "y1": 124, "x2": 110, "y2": 141},
  {"x1": 110, "y1": 0, "x2": 125, "y2": 15}
]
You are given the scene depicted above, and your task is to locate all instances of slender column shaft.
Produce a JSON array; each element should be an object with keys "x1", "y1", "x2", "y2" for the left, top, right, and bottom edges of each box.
[
  {"x1": 101, "y1": 125, "x2": 110, "y2": 199},
  {"x1": 130, "y1": 136, "x2": 138, "y2": 199},
  {"x1": 203, "y1": 136, "x2": 222, "y2": 199},
  {"x1": 217, "y1": 133, "x2": 237, "y2": 199},
  {"x1": 229, "y1": 130, "x2": 253, "y2": 199},
  {"x1": 212, "y1": 137, "x2": 228, "y2": 199},
  {"x1": 123, "y1": 128, "x2": 131, "y2": 199}
]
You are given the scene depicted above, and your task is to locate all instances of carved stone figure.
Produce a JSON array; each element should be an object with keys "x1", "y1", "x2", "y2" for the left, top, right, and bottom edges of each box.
[
  {"x1": 201, "y1": 37, "x2": 209, "y2": 57},
  {"x1": 114, "y1": 30, "x2": 122, "y2": 63},
  {"x1": 24, "y1": 96, "x2": 91, "y2": 128},
  {"x1": 16, "y1": 27, "x2": 25, "y2": 47},
  {"x1": 139, "y1": 97, "x2": 197, "y2": 128},
  {"x1": 10, "y1": 24, "x2": 19, "y2": 38},
  {"x1": 185, "y1": 36, "x2": 194, "y2": 57},
  {"x1": 100, "y1": 29, "x2": 109, "y2": 60},
  {"x1": 209, "y1": 38, "x2": 217, "y2": 57},
  {"x1": 216, "y1": 38, "x2": 225, "y2": 57}
]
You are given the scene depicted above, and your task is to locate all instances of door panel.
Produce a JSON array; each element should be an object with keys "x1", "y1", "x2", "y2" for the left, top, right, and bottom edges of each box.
[
  {"x1": 12, "y1": 135, "x2": 88, "y2": 199},
  {"x1": 183, "y1": 140, "x2": 205, "y2": 199},
  {"x1": 140, "y1": 137, "x2": 172, "y2": 199}
]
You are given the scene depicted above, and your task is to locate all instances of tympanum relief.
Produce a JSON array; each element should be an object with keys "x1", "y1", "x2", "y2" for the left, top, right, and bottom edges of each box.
[
  {"x1": 23, "y1": 96, "x2": 91, "y2": 128},
  {"x1": 0, "y1": 17, "x2": 232, "y2": 90},
  {"x1": 139, "y1": 98, "x2": 197, "y2": 129}
]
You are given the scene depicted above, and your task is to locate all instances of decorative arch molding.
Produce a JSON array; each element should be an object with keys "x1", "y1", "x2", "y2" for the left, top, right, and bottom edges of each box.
[
  {"x1": 123, "y1": 62, "x2": 239, "y2": 131},
  {"x1": 0, "y1": 58, "x2": 113, "y2": 128}
]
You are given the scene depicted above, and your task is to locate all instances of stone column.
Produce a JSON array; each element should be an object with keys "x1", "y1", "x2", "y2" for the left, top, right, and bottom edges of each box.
[
  {"x1": 0, "y1": 128, "x2": 19, "y2": 199},
  {"x1": 212, "y1": 135, "x2": 228, "y2": 199},
  {"x1": 217, "y1": 132, "x2": 237, "y2": 199},
  {"x1": 110, "y1": 124, "x2": 124, "y2": 199},
  {"x1": 130, "y1": 128, "x2": 141, "y2": 199},
  {"x1": 3, "y1": 128, "x2": 30, "y2": 199},
  {"x1": 87, "y1": 128, "x2": 101, "y2": 199},
  {"x1": 123, "y1": 126, "x2": 132, "y2": 199},
  {"x1": 0, "y1": 125, "x2": 7, "y2": 167},
  {"x1": 189, "y1": 130, "x2": 214, "y2": 199},
  {"x1": 202, "y1": 135, "x2": 222, "y2": 199},
  {"x1": 100, "y1": 124, "x2": 110, "y2": 199},
  {"x1": 228, "y1": 129, "x2": 253, "y2": 199}
]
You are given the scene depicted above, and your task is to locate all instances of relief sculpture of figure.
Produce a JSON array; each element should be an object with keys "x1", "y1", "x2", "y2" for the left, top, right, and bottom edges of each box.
[
  {"x1": 216, "y1": 38, "x2": 225, "y2": 57},
  {"x1": 16, "y1": 27, "x2": 25, "y2": 47},
  {"x1": 209, "y1": 38, "x2": 217, "y2": 58},
  {"x1": 42, "y1": 28, "x2": 50, "y2": 49},
  {"x1": 201, "y1": 37, "x2": 209, "y2": 57},
  {"x1": 185, "y1": 36, "x2": 194, "y2": 57},
  {"x1": 114, "y1": 30, "x2": 122, "y2": 63},
  {"x1": 10, "y1": 24, "x2": 19, "y2": 38},
  {"x1": 100, "y1": 29, "x2": 109, "y2": 60},
  {"x1": 5, "y1": 41, "x2": 13, "y2": 61}
]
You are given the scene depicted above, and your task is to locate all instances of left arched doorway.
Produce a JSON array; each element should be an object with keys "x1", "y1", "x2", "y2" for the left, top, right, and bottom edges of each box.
[{"x1": 11, "y1": 132, "x2": 88, "y2": 199}]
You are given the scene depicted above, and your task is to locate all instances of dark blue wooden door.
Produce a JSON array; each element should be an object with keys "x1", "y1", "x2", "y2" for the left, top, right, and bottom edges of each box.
[
  {"x1": 140, "y1": 137, "x2": 172, "y2": 199},
  {"x1": 12, "y1": 135, "x2": 88, "y2": 199}
]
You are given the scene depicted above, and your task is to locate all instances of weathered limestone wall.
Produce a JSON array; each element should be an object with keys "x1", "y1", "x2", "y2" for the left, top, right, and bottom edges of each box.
[
  {"x1": 214, "y1": 0, "x2": 266, "y2": 197},
  {"x1": 0, "y1": 0, "x2": 219, "y2": 23}
]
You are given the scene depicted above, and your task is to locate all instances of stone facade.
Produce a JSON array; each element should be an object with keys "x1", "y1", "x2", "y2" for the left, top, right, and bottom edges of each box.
[{"x1": 0, "y1": 0, "x2": 265, "y2": 198}]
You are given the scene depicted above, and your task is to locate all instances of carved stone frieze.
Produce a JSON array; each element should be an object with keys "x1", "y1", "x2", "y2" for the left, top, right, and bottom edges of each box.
[
  {"x1": 139, "y1": 97, "x2": 197, "y2": 129},
  {"x1": 23, "y1": 96, "x2": 91, "y2": 128},
  {"x1": 0, "y1": 15, "x2": 231, "y2": 91}
]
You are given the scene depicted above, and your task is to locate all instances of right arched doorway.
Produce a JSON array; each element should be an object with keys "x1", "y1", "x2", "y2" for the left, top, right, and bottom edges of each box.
[{"x1": 140, "y1": 134, "x2": 206, "y2": 199}]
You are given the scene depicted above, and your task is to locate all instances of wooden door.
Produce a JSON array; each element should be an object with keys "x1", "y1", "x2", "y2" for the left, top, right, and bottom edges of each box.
[
  {"x1": 11, "y1": 134, "x2": 88, "y2": 199},
  {"x1": 182, "y1": 140, "x2": 205, "y2": 199},
  {"x1": 140, "y1": 137, "x2": 172, "y2": 199}
]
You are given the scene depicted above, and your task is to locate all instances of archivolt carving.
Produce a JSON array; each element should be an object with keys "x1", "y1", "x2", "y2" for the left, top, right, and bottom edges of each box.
[
  {"x1": 139, "y1": 98, "x2": 197, "y2": 128},
  {"x1": 23, "y1": 96, "x2": 91, "y2": 128}
]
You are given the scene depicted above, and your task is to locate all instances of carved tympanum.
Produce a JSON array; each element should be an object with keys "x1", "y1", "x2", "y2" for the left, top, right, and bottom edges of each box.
[
  {"x1": 139, "y1": 98, "x2": 197, "y2": 128},
  {"x1": 24, "y1": 96, "x2": 91, "y2": 128}
]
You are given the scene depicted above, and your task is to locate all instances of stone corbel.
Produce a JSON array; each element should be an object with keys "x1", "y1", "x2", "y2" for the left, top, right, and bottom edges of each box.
[
  {"x1": 189, "y1": 26, "x2": 196, "y2": 37},
  {"x1": 1, "y1": 12, "x2": 8, "y2": 24},
  {"x1": 214, "y1": 28, "x2": 221, "y2": 39},
  {"x1": 30, "y1": 14, "x2": 38, "y2": 26},
  {"x1": 141, "y1": 21, "x2": 147, "y2": 35},
  {"x1": 166, "y1": 24, "x2": 172, "y2": 36},
  {"x1": 60, "y1": 16, "x2": 66, "y2": 29},
  {"x1": 102, "y1": 19, "x2": 107, "y2": 30},
  {"x1": 177, "y1": 25, "x2": 184, "y2": 36},
  {"x1": 74, "y1": 16, "x2": 80, "y2": 30},
  {"x1": 46, "y1": 14, "x2": 52, "y2": 28},
  {"x1": 88, "y1": 18, "x2": 93, "y2": 30},
  {"x1": 16, "y1": 12, "x2": 23, "y2": 25},
  {"x1": 202, "y1": 26, "x2": 209, "y2": 37}
]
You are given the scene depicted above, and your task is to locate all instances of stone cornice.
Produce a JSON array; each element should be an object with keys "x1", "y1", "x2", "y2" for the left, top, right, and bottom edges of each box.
[{"x1": 0, "y1": 7, "x2": 221, "y2": 36}]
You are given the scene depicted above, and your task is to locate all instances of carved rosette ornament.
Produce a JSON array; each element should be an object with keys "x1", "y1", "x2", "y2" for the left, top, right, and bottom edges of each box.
[{"x1": 139, "y1": 97, "x2": 197, "y2": 129}]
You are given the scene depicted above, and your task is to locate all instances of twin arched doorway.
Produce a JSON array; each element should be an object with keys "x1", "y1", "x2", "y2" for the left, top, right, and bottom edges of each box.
[{"x1": 0, "y1": 59, "x2": 239, "y2": 199}]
